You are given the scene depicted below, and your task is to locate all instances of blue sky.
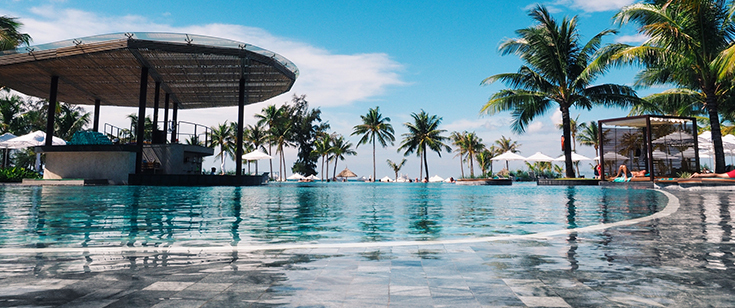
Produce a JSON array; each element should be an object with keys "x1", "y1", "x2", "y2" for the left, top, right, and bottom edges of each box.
[{"x1": 1, "y1": 0, "x2": 654, "y2": 179}]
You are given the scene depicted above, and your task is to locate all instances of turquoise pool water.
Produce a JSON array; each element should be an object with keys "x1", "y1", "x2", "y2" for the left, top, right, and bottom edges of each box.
[{"x1": 0, "y1": 183, "x2": 665, "y2": 249}]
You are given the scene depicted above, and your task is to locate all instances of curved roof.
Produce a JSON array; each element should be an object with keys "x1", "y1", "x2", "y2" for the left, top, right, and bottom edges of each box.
[{"x1": 0, "y1": 32, "x2": 298, "y2": 109}]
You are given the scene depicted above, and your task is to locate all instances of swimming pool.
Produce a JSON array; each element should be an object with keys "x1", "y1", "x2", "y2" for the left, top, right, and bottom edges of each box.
[{"x1": 0, "y1": 182, "x2": 666, "y2": 250}]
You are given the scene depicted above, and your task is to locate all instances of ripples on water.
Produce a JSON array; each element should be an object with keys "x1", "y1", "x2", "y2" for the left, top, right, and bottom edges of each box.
[{"x1": 0, "y1": 183, "x2": 664, "y2": 249}]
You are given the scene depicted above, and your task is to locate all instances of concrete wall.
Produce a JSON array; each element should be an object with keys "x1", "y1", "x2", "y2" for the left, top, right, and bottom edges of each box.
[{"x1": 44, "y1": 152, "x2": 136, "y2": 184}]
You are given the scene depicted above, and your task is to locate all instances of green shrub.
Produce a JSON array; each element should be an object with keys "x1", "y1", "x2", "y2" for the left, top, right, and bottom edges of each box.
[{"x1": 0, "y1": 167, "x2": 41, "y2": 182}]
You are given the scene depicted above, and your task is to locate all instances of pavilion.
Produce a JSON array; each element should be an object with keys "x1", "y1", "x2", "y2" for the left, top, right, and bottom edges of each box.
[{"x1": 0, "y1": 32, "x2": 298, "y2": 185}]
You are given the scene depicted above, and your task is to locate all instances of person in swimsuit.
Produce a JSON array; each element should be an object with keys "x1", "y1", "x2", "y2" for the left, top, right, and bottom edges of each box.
[
  {"x1": 690, "y1": 169, "x2": 735, "y2": 178},
  {"x1": 613, "y1": 165, "x2": 647, "y2": 180}
]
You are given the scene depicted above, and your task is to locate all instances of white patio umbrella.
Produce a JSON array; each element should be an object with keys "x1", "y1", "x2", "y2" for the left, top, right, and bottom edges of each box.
[
  {"x1": 0, "y1": 131, "x2": 66, "y2": 172},
  {"x1": 287, "y1": 173, "x2": 305, "y2": 181},
  {"x1": 553, "y1": 152, "x2": 592, "y2": 162},
  {"x1": 242, "y1": 149, "x2": 272, "y2": 175},
  {"x1": 306, "y1": 174, "x2": 319, "y2": 181},
  {"x1": 0, "y1": 133, "x2": 17, "y2": 168},
  {"x1": 491, "y1": 151, "x2": 526, "y2": 170},
  {"x1": 428, "y1": 175, "x2": 444, "y2": 182},
  {"x1": 652, "y1": 131, "x2": 694, "y2": 146},
  {"x1": 525, "y1": 152, "x2": 555, "y2": 162},
  {"x1": 379, "y1": 176, "x2": 393, "y2": 182},
  {"x1": 602, "y1": 151, "x2": 628, "y2": 161}
]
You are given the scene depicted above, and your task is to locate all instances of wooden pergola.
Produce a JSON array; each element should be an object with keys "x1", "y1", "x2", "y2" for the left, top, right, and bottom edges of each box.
[{"x1": 0, "y1": 32, "x2": 298, "y2": 178}]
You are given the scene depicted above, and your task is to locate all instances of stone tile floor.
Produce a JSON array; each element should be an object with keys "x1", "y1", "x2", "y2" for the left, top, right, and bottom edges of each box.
[{"x1": 1, "y1": 189, "x2": 734, "y2": 307}]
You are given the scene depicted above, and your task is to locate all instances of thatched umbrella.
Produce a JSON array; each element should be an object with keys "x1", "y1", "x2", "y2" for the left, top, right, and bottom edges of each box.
[{"x1": 336, "y1": 167, "x2": 357, "y2": 179}]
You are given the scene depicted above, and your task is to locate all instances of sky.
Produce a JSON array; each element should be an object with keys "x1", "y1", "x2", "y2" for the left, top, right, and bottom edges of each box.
[{"x1": 0, "y1": 0, "x2": 656, "y2": 179}]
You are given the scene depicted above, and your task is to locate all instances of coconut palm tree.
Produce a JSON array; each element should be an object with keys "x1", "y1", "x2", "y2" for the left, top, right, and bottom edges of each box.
[
  {"x1": 255, "y1": 104, "x2": 283, "y2": 179},
  {"x1": 55, "y1": 103, "x2": 90, "y2": 140},
  {"x1": 0, "y1": 16, "x2": 30, "y2": 51},
  {"x1": 243, "y1": 123, "x2": 268, "y2": 174},
  {"x1": 313, "y1": 133, "x2": 332, "y2": 181},
  {"x1": 481, "y1": 5, "x2": 639, "y2": 177},
  {"x1": 331, "y1": 135, "x2": 356, "y2": 179},
  {"x1": 210, "y1": 122, "x2": 234, "y2": 174},
  {"x1": 450, "y1": 131, "x2": 467, "y2": 178},
  {"x1": 475, "y1": 149, "x2": 495, "y2": 178},
  {"x1": 610, "y1": 0, "x2": 735, "y2": 173},
  {"x1": 398, "y1": 110, "x2": 451, "y2": 180},
  {"x1": 0, "y1": 95, "x2": 26, "y2": 134},
  {"x1": 386, "y1": 158, "x2": 407, "y2": 181},
  {"x1": 463, "y1": 132, "x2": 484, "y2": 178},
  {"x1": 352, "y1": 107, "x2": 395, "y2": 182},
  {"x1": 494, "y1": 135, "x2": 521, "y2": 171},
  {"x1": 577, "y1": 121, "x2": 603, "y2": 153}
]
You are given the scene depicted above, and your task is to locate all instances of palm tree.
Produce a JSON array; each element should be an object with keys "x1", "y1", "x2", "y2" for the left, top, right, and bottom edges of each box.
[
  {"x1": 255, "y1": 104, "x2": 283, "y2": 179},
  {"x1": 555, "y1": 115, "x2": 580, "y2": 152},
  {"x1": 610, "y1": 0, "x2": 735, "y2": 173},
  {"x1": 210, "y1": 122, "x2": 234, "y2": 174},
  {"x1": 450, "y1": 131, "x2": 467, "y2": 178},
  {"x1": 313, "y1": 134, "x2": 332, "y2": 181},
  {"x1": 475, "y1": 149, "x2": 495, "y2": 177},
  {"x1": 398, "y1": 110, "x2": 451, "y2": 180},
  {"x1": 272, "y1": 115, "x2": 293, "y2": 181},
  {"x1": 0, "y1": 16, "x2": 30, "y2": 51},
  {"x1": 54, "y1": 103, "x2": 90, "y2": 140},
  {"x1": 331, "y1": 135, "x2": 356, "y2": 179},
  {"x1": 577, "y1": 121, "x2": 601, "y2": 153},
  {"x1": 244, "y1": 123, "x2": 268, "y2": 174},
  {"x1": 481, "y1": 5, "x2": 639, "y2": 178},
  {"x1": 352, "y1": 107, "x2": 395, "y2": 181},
  {"x1": 494, "y1": 135, "x2": 521, "y2": 171},
  {"x1": 386, "y1": 158, "x2": 407, "y2": 181},
  {"x1": 463, "y1": 132, "x2": 484, "y2": 178},
  {"x1": 0, "y1": 95, "x2": 26, "y2": 134}
]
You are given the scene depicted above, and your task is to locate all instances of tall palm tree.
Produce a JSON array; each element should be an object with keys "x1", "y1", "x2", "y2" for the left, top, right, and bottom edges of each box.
[
  {"x1": 331, "y1": 135, "x2": 356, "y2": 179},
  {"x1": 463, "y1": 132, "x2": 484, "y2": 178},
  {"x1": 244, "y1": 123, "x2": 268, "y2": 174},
  {"x1": 398, "y1": 110, "x2": 451, "y2": 179},
  {"x1": 494, "y1": 135, "x2": 521, "y2": 171},
  {"x1": 481, "y1": 5, "x2": 639, "y2": 177},
  {"x1": 352, "y1": 107, "x2": 395, "y2": 181},
  {"x1": 610, "y1": 0, "x2": 735, "y2": 173},
  {"x1": 313, "y1": 134, "x2": 332, "y2": 181},
  {"x1": 0, "y1": 95, "x2": 26, "y2": 134},
  {"x1": 55, "y1": 103, "x2": 90, "y2": 140},
  {"x1": 210, "y1": 122, "x2": 234, "y2": 174},
  {"x1": 577, "y1": 121, "x2": 601, "y2": 153},
  {"x1": 386, "y1": 158, "x2": 407, "y2": 181},
  {"x1": 255, "y1": 104, "x2": 283, "y2": 179},
  {"x1": 0, "y1": 16, "x2": 30, "y2": 51},
  {"x1": 475, "y1": 150, "x2": 495, "y2": 178},
  {"x1": 450, "y1": 131, "x2": 467, "y2": 178},
  {"x1": 272, "y1": 115, "x2": 293, "y2": 180}
]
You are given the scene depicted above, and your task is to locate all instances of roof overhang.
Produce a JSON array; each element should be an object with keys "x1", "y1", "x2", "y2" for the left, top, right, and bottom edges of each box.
[{"x1": 0, "y1": 32, "x2": 298, "y2": 109}]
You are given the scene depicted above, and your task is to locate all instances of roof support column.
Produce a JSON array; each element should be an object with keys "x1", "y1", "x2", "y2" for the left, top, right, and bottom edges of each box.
[
  {"x1": 171, "y1": 102, "x2": 178, "y2": 143},
  {"x1": 153, "y1": 82, "x2": 160, "y2": 137},
  {"x1": 163, "y1": 93, "x2": 170, "y2": 137},
  {"x1": 45, "y1": 76, "x2": 59, "y2": 147},
  {"x1": 93, "y1": 99, "x2": 101, "y2": 132},
  {"x1": 135, "y1": 67, "x2": 148, "y2": 175},
  {"x1": 236, "y1": 76, "x2": 246, "y2": 178}
]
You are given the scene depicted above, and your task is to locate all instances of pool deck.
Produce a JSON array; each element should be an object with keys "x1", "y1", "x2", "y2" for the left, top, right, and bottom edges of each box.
[{"x1": 1, "y1": 189, "x2": 734, "y2": 307}]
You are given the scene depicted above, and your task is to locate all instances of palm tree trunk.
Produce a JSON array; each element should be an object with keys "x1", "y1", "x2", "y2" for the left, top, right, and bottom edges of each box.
[
  {"x1": 423, "y1": 147, "x2": 429, "y2": 180},
  {"x1": 372, "y1": 140, "x2": 376, "y2": 182},
  {"x1": 561, "y1": 106, "x2": 575, "y2": 178},
  {"x1": 469, "y1": 153, "x2": 474, "y2": 178},
  {"x1": 333, "y1": 157, "x2": 339, "y2": 179},
  {"x1": 268, "y1": 143, "x2": 273, "y2": 179},
  {"x1": 706, "y1": 94, "x2": 726, "y2": 173},
  {"x1": 220, "y1": 150, "x2": 225, "y2": 175},
  {"x1": 459, "y1": 154, "x2": 465, "y2": 179},
  {"x1": 326, "y1": 156, "x2": 330, "y2": 181},
  {"x1": 320, "y1": 156, "x2": 325, "y2": 181}
]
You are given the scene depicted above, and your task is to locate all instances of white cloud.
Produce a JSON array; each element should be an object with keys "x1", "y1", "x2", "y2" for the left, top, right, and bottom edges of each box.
[
  {"x1": 564, "y1": 0, "x2": 634, "y2": 12},
  {"x1": 526, "y1": 121, "x2": 544, "y2": 133},
  {"x1": 12, "y1": 6, "x2": 406, "y2": 108},
  {"x1": 443, "y1": 117, "x2": 512, "y2": 132},
  {"x1": 614, "y1": 34, "x2": 648, "y2": 44},
  {"x1": 551, "y1": 109, "x2": 563, "y2": 126}
]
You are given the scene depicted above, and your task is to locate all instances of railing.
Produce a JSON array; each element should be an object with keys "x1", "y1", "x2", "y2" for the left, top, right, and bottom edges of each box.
[
  {"x1": 103, "y1": 123, "x2": 127, "y2": 143},
  {"x1": 171, "y1": 121, "x2": 211, "y2": 147}
]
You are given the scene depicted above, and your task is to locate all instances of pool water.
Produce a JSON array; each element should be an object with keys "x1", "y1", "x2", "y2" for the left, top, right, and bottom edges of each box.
[{"x1": 0, "y1": 183, "x2": 666, "y2": 249}]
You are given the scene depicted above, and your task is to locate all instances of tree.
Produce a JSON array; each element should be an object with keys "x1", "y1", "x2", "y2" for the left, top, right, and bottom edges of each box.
[
  {"x1": 475, "y1": 149, "x2": 495, "y2": 177},
  {"x1": 330, "y1": 134, "x2": 356, "y2": 179},
  {"x1": 313, "y1": 133, "x2": 332, "y2": 181},
  {"x1": 386, "y1": 158, "x2": 407, "y2": 181},
  {"x1": 450, "y1": 131, "x2": 467, "y2": 178},
  {"x1": 610, "y1": 0, "x2": 735, "y2": 173},
  {"x1": 494, "y1": 135, "x2": 521, "y2": 171},
  {"x1": 555, "y1": 114, "x2": 580, "y2": 152},
  {"x1": 0, "y1": 16, "x2": 30, "y2": 51},
  {"x1": 578, "y1": 121, "x2": 601, "y2": 152},
  {"x1": 255, "y1": 104, "x2": 284, "y2": 179},
  {"x1": 352, "y1": 107, "x2": 395, "y2": 181},
  {"x1": 398, "y1": 110, "x2": 451, "y2": 179},
  {"x1": 481, "y1": 5, "x2": 639, "y2": 177},
  {"x1": 289, "y1": 95, "x2": 329, "y2": 177},
  {"x1": 55, "y1": 103, "x2": 90, "y2": 140},
  {"x1": 0, "y1": 95, "x2": 27, "y2": 134},
  {"x1": 210, "y1": 122, "x2": 234, "y2": 174},
  {"x1": 244, "y1": 123, "x2": 268, "y2": 174}
]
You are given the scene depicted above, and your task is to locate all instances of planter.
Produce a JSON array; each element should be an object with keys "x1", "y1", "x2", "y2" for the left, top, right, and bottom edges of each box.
[{"x1": 537, "y1": 178, "x2": 600, "y2": 186}]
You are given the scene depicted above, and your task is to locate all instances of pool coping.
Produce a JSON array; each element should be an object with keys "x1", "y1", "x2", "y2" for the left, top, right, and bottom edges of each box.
[{"x1": 0, "y1": 190, "x2": 679, "y2": 256}]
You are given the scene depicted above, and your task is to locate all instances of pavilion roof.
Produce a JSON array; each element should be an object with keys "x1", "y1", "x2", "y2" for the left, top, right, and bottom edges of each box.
[{"x1": 0, "y1": 32, "x2": 298, "y2": 109}]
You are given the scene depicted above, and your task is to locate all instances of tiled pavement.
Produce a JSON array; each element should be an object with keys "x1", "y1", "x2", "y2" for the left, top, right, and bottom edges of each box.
[{"x1": 1, "y1": 189, "x2": 734, "y2": 307}]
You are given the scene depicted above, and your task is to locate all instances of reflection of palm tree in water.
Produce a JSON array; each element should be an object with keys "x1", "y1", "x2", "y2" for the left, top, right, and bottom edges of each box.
[
  {"x1": 408, "y1": 186, "x2": 442, "y2": 238},
  {"x1": 565, "y1": 187, "x2": 577, "y2": 229}
]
